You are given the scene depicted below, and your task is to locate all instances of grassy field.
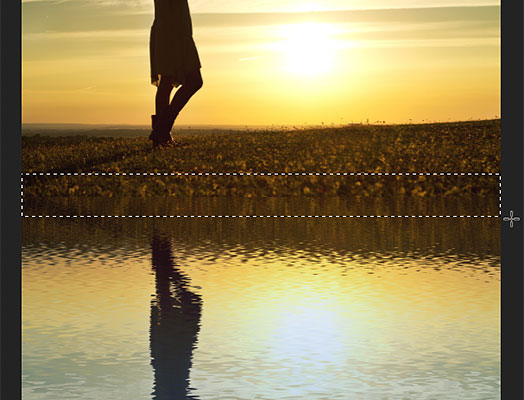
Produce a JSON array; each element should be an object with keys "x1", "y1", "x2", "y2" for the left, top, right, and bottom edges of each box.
[{"x1": 22, "y1": 120, "x2": 500, "y2": 197}]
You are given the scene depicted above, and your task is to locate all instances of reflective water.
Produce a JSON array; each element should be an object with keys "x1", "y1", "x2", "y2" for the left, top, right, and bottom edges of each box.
[{"x1": 22, "y1": 204, "x2": 500, "y2": 399}]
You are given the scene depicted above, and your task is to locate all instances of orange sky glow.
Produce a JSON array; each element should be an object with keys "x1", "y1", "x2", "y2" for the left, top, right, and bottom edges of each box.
[{"x1": 22, "y1": 2, "x2": 500, "y2": 125}]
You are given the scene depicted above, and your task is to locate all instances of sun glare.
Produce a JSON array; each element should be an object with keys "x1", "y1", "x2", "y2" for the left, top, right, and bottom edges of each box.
[{"x1": 274, "y1": 22, "x2": 341, "y2": 77}]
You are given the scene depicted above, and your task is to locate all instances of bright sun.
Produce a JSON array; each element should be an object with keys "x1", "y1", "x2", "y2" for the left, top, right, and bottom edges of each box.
[{"x1": 275, "y1": 22, "x2": 340, "y2": 77}]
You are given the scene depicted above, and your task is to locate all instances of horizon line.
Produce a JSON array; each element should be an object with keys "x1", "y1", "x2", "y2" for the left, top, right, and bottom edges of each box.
[
  {"x1": 21, "y1": 117, "x2": 501, "y2": 129},
  {"x1": 192, "y1": 4, "x2": 500, "y2": 15}
]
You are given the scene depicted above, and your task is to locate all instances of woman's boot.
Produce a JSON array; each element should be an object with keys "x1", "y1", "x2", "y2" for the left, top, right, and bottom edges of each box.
[
  {"x1": 157, "y1": 112, "x2": 176, "y2": 146},
  {"x1": 155, "y1": 111, "x2": 181, "y2": 148}
]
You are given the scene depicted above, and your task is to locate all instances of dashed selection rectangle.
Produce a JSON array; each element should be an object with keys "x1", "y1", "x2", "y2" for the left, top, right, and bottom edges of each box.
[{"x1": 21, "y1": 182, "x2": 500, "y2": 218}]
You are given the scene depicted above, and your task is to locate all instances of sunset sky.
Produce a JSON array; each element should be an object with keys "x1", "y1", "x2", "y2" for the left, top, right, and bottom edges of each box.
[{"x1": 22, "y1": 1, "x2": 500, "y2": 125}]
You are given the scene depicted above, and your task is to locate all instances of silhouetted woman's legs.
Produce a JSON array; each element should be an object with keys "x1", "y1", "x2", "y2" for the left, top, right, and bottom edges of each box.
[
  {"x1": 167, "y1": 70, "x2": 203, "y2": 120},
  {"x1": 152, "y1": 70, "x2": 203, "y2": 147}
]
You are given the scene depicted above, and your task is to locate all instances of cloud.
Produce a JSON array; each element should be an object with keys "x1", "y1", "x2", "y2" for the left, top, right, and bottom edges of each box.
[
  {"x1": 22, "y1": 0, "x2": 499, "y2": 12},
  {"x1": 22, "y1": 0, "x2": 146, "y2": 4},
  {"x1": 23, "y1": 29, "x2": 147, "y2": 40}
]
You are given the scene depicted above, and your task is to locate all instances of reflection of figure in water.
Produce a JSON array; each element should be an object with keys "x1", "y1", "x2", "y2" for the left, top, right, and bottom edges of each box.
[
  {"x1": 150, "y1": 233, "x2": 202, "y2": 399},
  {"x1": 149, "y1": 0, "x2": 203, "y2": 148}
]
